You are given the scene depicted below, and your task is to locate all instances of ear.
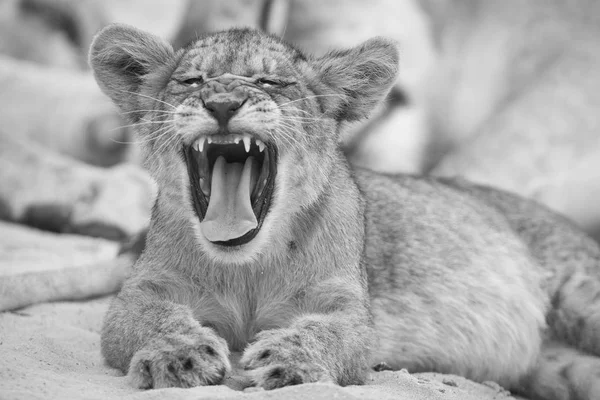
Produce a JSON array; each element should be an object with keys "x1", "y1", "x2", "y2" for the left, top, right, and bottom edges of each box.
[
  {"x1": 311, "y1": 37, "x2": 399, "y2": 121},
  {"x1": 89, "y1": 23, "x2": 175, "y2": 116}
]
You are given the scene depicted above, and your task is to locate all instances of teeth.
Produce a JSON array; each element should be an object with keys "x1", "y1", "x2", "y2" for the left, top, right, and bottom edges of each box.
[
  {"x1": 199, "y1": 177, "x2": 210, "y2": 196},
  {"x1": 193, "y1": 135, "x2": 266, "y2": 152}
]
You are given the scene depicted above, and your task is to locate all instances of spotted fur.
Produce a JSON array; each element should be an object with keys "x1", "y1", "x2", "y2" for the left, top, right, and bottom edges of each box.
[{"x1": 90, "y1": 24, "x2": 600, "y2": 399}]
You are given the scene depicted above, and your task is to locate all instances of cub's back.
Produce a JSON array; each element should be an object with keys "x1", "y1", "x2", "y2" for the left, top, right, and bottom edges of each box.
[
  {"x1": 355, "y1": 168, "x2": 544, "y2": 297},
  {"x1": 446, "y1": 180, "x2": 600, "y2": 293},
  {"x1": 356, "y1": 168, "x2": 600, "y2": 298}
]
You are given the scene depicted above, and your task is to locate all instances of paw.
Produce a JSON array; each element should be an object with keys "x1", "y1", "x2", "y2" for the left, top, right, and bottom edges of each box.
[
  {"x1": 243, "y1": 362, "x2": 332, "y2": 390},
  {"x1": 240, "y1": 329, "x2": 332, "y2": 390},
  {"x1": 128, "y1": 330, "x2": 230, "y2": 389}
]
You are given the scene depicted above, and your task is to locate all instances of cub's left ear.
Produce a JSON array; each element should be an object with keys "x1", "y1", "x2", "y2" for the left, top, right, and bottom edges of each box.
[{"x1": 311, "y1": 37, "x2": 399, "y2": 121}]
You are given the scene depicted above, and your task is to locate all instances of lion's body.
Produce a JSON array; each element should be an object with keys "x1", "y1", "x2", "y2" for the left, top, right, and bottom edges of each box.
[
  {"x1": 91, "y1": 25, "x2": 600, "y2": 399},
  {"x1": 362, "y1": 171, "x2": 546, "y2": 386}
]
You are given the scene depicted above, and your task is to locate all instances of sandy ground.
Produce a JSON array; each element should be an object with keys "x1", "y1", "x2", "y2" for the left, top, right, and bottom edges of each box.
[
  {"x1": 0, "y1": 296, "x2": 516, "y2": 400},
  {"x1": 0, "y1": 222, "x2": 517, "y2": 399}
]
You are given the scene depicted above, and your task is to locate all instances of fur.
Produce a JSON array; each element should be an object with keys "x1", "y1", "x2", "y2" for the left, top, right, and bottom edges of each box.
[{"x1": 90, "y1": 24, "x2": 600, "y2": 399}]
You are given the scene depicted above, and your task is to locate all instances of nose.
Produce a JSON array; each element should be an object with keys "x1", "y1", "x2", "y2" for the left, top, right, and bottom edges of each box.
[{"x1": 203, "y1": 98, "x2": 245, "y2": 127}]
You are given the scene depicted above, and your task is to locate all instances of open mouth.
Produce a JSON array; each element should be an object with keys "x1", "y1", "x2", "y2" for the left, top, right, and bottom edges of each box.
[{"x1": 184, "y1": 134, "x2": 277, "y2": 247}]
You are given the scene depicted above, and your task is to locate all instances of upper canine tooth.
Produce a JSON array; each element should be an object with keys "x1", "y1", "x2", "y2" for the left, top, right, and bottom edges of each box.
[
  {"x1": 256, "y1": 140, "x2": 265, "y2": 152},
  {"x1": 198, "y1": 137, "x2": 206, "y2": 152},
  {"x1": 243, "y1": 136, "x2": 251, "y2": 152}
]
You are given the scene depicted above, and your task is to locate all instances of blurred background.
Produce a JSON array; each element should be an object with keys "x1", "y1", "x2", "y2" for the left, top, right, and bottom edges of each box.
[
  {"x1": 2, "y1": 0, "x2": 600, "y2": 248},
  {"x1": 3, "y1": 3, "x2": 600, "y2": 396}
]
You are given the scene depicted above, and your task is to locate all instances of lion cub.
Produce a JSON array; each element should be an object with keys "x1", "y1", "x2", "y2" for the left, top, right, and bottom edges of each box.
[{"x1": 90, "y1": 24, "x2": 600, "y2": 399}]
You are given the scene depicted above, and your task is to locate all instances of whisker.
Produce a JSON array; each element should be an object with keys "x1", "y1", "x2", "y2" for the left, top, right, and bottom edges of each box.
[
  {"x1": 116, "y1": 88, "x2": 177, "y2": 109},
  {"x1": 110, "y1": 123, "x2": 176, "y2": 145},
  {"x1": 277, "y1": 110, "x2": 321, "y2": 120},
  {"x1": 107, "y1": 119, "x2": 179, "y2": 132},
  {"x1": 120, "y1": 109, "x2": 180, "y2": 115},
  {"x1": 277, "y1": 118, "x2": 311, "y2": 134},
  {"x1": 277, "y1": 94, "x2": 344, "y2": 108},
  {"x1": 279, "y1": 108, "x2": 317, "y2": 118},
  {"x1": 152, "y1": 130, "x2": 181, "y2": 159},
  {"x1": 274, "y1": 122, "x2": 306, "y2": 148},
  {"x1": 146, "y1": 128, "x2": 178, "y2": 160},
  {"x1": 148, "y1": 121, "x2": 185, "y2": 157},
  {"x1": 278, "y1": 115, "x2": 323, "y2": 123}
]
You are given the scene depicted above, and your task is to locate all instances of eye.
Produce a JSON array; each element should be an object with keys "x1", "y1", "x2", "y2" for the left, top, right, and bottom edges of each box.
[
  {"x1": 181, "y1": 77, "x2": 204, "y2": 86},
  {"x1": 257, "y1": 78, "x2": 282, "y2": 87}
]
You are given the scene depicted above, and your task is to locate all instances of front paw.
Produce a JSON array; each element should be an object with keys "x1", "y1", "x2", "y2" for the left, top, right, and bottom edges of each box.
[
  {"x1": 240, "y1": 329, "x2": 332, "y2": 390},
  {"x1": 129, "y1": 330, "x2": 230, "y2": 389}
]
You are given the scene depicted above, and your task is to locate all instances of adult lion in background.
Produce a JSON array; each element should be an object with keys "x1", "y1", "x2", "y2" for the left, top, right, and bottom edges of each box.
[
  {"x1": 0, "y1": 0, "x2": 134, "y2": 167},
  {"x1": 421, "y1": 0, "x2": 600, "y2": 241},
  {"x1": 0, "y1": 0, "x2": 157, "y2": 238},
  {"x1": 173, "y1": 0, "x2": 600, "y2": 241}
]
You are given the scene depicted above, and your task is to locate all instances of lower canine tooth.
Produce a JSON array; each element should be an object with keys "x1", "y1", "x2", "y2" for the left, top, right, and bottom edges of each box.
[{"x1": 199, "y1": 177, "x2": 210, "y2": 196}]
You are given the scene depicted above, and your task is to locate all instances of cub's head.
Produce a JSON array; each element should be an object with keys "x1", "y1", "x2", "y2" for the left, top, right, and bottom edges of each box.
[{"x1": 90, "y1": 25, "x2": 398, "y2": 264}]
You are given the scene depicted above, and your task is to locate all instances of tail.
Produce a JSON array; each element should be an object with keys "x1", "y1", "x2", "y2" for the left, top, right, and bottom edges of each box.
[{"x1": 518, "y1": 341, "x2": 600, "y2": 400}]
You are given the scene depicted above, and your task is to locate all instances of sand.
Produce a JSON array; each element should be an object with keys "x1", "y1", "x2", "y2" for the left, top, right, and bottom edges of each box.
[{"x1": 0, "y1": 296, "x2": 516, "y2": 400}]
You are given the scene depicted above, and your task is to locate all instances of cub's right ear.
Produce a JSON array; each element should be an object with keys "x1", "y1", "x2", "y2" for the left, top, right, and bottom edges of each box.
[
  {"x1": 89, "y1": 23, "x2": 175, "y2": 116},
  {"x1": 310, "y1": 37, "x2": 399, "y2": 122}
]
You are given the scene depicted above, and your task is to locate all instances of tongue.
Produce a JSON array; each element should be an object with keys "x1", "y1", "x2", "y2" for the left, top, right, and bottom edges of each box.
[{"x1": 200, "y1": 156, "x2": 258, "y2": 242}]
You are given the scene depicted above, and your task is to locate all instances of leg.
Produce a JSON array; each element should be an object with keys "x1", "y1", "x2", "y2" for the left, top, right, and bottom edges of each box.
[
  {"x1": 367, "y1": 239, "x2": 546, "y2": 389},
  {"x1": 520, "y1": 340, "x2": 600, "y2": 400},
  {"x1": 370, "y1": 294, "x2": 544, "y2": 389},
  {"x1": 240, "y1": 278, "x2": 372, "y2": 390},
  {"x1": 548, "y1": 271, "x2": 600, "y2": 356},
  {"x1": 101, "y1": 276, "x2": 230, "y2": 389}
]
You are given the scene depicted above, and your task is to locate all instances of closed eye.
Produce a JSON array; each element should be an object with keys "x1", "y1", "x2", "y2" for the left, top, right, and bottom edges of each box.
[
  {"x1": 181, "y1": 77, "x2": 204, "y2": 86},
  {"x1": 256, "y1": 78, "x2": 296, "y2": 87},
  {"x1": 257, "y1": 78, "x2": 280, "y2": 86}
]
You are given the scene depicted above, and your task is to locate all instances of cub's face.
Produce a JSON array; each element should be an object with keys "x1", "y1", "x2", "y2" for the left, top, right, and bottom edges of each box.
[
  {"x1": 165, "y1": 31, "x2": 324, "y2": 256},
  {"x1": 90, "y1": 26, "x2": 398, "y2": 264}
]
